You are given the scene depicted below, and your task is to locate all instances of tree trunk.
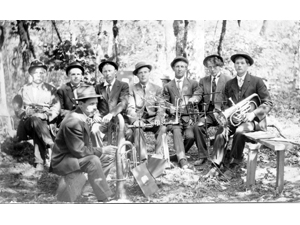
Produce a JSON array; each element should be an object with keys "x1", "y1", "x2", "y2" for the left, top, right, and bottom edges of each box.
[
  {"x1": 217, "y1": 20, "x2": 227, "y2": 56},
  {"x1": 51, "y1": 20, "x2": 62, "y2": 43},
  {"x1": 173, "y1": 20, "x2": 188, "y2": 57},
  {"x1": 0, "y1": 25, "x2": 13, "y2": 133},
  {"x1": 112, "y1": 20, "x2": 119, "y2": 64},
  {"x1": 164, "y1": 21, "x2": 175, "y2": 70},
  {"x1": 259, "y1": 20, "x2": 269, "y2": 36},
  {"x1": 16, "y1": 20, "x2": 36, "y2": 71}
]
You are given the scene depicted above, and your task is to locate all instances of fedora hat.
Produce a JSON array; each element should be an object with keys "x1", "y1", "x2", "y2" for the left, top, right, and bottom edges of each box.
[
  {"x1": 203, "y1": 54, "x2": 224, "y2": 67},
  {"x1": 98, "y1": 60, "x2": 118, "y2": 73},
  {"x1": 74, "y1": 85, "x2": 102, "y2": 101},
  {"x1": 170, "y1": 56, "x2": 189, "y2": 68},
  {"x1": 231, "y1": 52, "x2": 254, "y2": 66},
  {"x1": 160, "y1": 74, "x2": 171, "y2": 81},
  {"x1": 133, "y1": 62, "x2": 152, "y2": 75},
  {"x1": 28, "y1": 59, "x2": 47, "y2": 74},
  {"x1": 66, "y1": 61, "x2": 85, "y2": 75}
]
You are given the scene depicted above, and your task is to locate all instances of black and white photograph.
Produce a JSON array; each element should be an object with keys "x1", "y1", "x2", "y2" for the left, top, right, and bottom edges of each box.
[{"x1": 0, "y1": 2, "x2": 299, "y2": 221}]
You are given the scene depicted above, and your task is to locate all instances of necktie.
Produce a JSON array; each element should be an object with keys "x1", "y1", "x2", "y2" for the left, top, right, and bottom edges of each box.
[
  {"x1": 73, "y1": 85, "x2": 79, "y2": 104},
  {"x1": 238, "y1": 77, "x2": 243, "y2": 88},
  {"x1": 142, "y1": 85, "x2": 146, "y2": 95},
  {"x1": 212, "y1": 76, "x2": 216, "y2": 104},
  {"x1": 106, "y1": 84, "x2": 111, "y2": 99},
  {"x1": 177, "y1": 80, "x2": 182, "y2": 95}
]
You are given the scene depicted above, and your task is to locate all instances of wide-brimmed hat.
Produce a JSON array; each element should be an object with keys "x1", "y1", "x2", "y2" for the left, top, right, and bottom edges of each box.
[
  {"x1": 203, "y1": 54, "x2": 224, "y2": 67},
  {"x1": 74, "y1": 85, "x2": 102, "y2": 101},
  {"x1": 66, "y1": 61, "x2": 85, "y2": 75},
  {"x1": 98, "y1": 60, "x2": 118, "y2": 73},
  {"x1": 170, "y1": 56, "x2": 189, "y2": 68},
  {"x1": 28, "y1": 59, "x2": 47, "y2": 74},
  {"x1": 133, "y1": 62, "x2": 152, "y2": 75},
  {"x1": 231, "y1": 52, "x2": 254, "y2": 66},
  {"x1": 160, "y1": 74, "x2": 171, "y2": 81}
]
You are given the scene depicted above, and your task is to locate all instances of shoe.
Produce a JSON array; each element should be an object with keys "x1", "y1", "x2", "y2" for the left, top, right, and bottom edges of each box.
[
  {"x1": 36, "y1": 163, "x2": 44, "y2": 172},
  {"x1": 169, "y1": 154, "x2": 178, "y2": 162},
  {"x1": 194, "y1": 158, "x2": 207, "y2": 166},
  {"x1": 180, "y1": 159, "x2": 194, "y2": 171}
]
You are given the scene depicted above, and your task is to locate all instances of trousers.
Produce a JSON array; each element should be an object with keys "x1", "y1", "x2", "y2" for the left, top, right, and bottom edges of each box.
[
  {"x1": 17, "y1": 116, "x2": 54, "y2": 164},
  {"x1": 78, "y1": 154, "x2": 114, "y2": 201},
  {"x1": 211, "y1": 121, "x2": 256, "y2": 165}
]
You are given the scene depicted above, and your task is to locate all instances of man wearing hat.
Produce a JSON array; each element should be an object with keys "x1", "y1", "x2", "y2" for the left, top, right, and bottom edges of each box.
[
  {"x1": 192, "y1": 54, "x2": 232, "y2": 166},
  {"x1": 163, "y1": 56, "x2": 201, "y2": 170},
  {"x1": 126, "y1": 62, "x2": 167, "y2": 161},
  {"x1": 160, "y1": 74, "x2": 171, "y2": 87},
  {"x1": 94, "y1": 60, "x2": 129, "y2": 139},
  {"x1": 207, "y1": 52, "x2": 273, "y2": 178},
  {"x1": 57, "y1": 61, "x2": 85, "y2": 125},
  {"x1": 14, "y1": 59, "x2": 61, "y2": 172},
  {"x1": 51, "y1": 85, "x2": 117, "y2": 202}
]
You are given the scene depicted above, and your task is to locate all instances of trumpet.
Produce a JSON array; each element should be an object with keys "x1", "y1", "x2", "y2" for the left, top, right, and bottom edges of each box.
[{"x1": 214, "y1": 93, "x2": 259, "y2": 127}]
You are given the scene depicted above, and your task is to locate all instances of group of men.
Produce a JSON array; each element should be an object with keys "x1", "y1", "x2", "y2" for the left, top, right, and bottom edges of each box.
[{"x1": 13, "y1": 51, "x2": 272, "y2": 202}]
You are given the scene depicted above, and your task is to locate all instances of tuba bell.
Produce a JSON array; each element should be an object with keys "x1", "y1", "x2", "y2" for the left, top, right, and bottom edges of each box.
[{"x1": 214, "y1": 93, "x2": 260, "y2": 127}]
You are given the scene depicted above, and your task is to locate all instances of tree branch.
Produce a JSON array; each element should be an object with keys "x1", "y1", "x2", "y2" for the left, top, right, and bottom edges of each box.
[{"x1": 51, "y1": 20, "x2": 62, "y2": 43}]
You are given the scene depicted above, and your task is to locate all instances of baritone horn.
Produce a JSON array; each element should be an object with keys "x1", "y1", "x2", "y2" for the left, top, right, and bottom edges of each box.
[{"x1": 214, "y1": 93, "x2": 259, "y2": 127}]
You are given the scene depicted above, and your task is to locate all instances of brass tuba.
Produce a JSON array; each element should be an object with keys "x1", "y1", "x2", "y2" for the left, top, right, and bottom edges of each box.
[{"x1": 214, "y1": 93, "x2": 259, "y2": 127}]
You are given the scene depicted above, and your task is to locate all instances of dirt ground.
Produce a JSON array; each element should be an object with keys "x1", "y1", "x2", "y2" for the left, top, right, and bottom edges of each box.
[{"x1": 0, "y1": 115, "x2": 300, "y2": 203}]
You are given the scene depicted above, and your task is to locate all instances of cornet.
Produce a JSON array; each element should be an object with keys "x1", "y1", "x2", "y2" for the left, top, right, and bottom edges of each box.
[{"x1": 214, "y1": 93, "x2": 259, "y2": 127}]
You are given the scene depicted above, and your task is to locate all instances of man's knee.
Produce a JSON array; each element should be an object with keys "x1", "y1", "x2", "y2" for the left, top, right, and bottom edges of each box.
[
  {"x1": 184, "y1": 127, "x2": 194, "y2": 140},
  {"x1": 85, "y1": 155, "x2": 102, "y2": 171}
]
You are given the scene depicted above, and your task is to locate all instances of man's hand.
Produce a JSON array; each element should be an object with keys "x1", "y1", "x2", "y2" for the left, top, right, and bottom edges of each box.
[
  {"x1": 94, "y1": 145, "x2": 117, "y2": 157},
  {"x1": 133, "y1": 119, "x2": 145, "y2": 128},
  {"x1": 93, "y1": 114, "x2": 103, "y2": 123},
  {"x1": 102, "y1": 113, "x2": 113, "y2": 123},
  {"x1": 242, "y1": 112, "x2": 256, "y2": 123}
]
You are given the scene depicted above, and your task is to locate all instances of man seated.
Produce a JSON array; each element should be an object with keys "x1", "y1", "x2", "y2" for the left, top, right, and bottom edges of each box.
[
  {"x1": 163, "y1": 56, "x2": 201, "y2": 170},
  {"x1": 192, "y1": 54, "x2": 232, "y2": 166},
  {"x1": 57, "y1": 61, "x2": 85, "y2": 126},
  {"x1": 93, "y1": 60, "x2": 129, "y2": 144},
  {"x1": 51, "y1": 85, "x2": 116, "y2": 203},
  {"x1": 14, "y1": 60, "x2": 61, "y2": 172},
  {"x1": 206, "y1": 52, "x2": 273, "y2": 178},
  {"x1": 126, "y1": 62, "x2": 167, "y2": 162}
]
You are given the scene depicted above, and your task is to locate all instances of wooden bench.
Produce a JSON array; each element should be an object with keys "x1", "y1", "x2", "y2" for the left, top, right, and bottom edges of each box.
[{"x1": 244, "y1": 131, "x2": 295, "y2": 193}]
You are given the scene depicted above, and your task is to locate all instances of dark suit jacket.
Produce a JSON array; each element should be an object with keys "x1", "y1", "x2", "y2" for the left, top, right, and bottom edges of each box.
[
  {"x1": 57, "y1": 82, "x2": 77, "y2": 120},
  {"x1": 51, "y1": 107, "x2": 100, "y2": 176},
  {"x1": 163, "y1": 77, "x2": 201, "y2": 123},
  {"x1": 224, "y1": 72, "x2": 273, "y2": 130},
  {"x1": 127, "y1": 82, "x2": 164, "y2": 124},
  {"x1": 199, "y1": 72, "x2": 232, "y2": 111},
  {"x1": 95, "y1": 79, "x2": 129, "y2": 117}
]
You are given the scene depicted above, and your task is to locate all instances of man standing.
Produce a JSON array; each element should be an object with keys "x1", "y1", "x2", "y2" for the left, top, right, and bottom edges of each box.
[
  {"x1": 15, "y1": 60, "x2": 60, "y2": 171},
  {"x1": 160, "y1": 74, "x2": 171, "y2": 87},
  {"x1": 94, "y1": 60, "x2": 129, "y2": 142},
  {"x1": 163, "y1": 56, "x2": 201, "y2": 170},
  {"x1": 193, "y1": 55, "x2": 232, "y2": 166},
  {"x1": 207, "y1": 52, "x2": 273, "y2": 177},
  {"x1": 127, "y1": 62, "x2": 167, "y2": 161},
  {"x1": 51, "y1": 85, "x2": 116, "y2": 202},
  {"x1": 57, "y1": 61, "x2": 85, "y2": 125}
]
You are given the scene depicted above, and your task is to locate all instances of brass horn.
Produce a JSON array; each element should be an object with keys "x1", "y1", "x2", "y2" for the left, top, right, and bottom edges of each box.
[{"x1": 214, "y1": 93, "x2": 259, "y2": 127}]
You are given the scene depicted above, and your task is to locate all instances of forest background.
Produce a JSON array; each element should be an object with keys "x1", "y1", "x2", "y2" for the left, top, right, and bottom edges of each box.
[{"x1": 0, "y1": 20, "x2": 300, "y2": 122}]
